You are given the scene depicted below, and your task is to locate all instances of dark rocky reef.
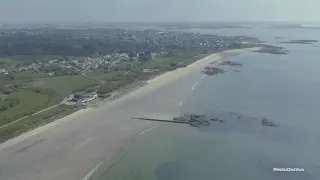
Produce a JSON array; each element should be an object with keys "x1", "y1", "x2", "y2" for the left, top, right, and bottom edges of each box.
[
  {"x1": 173, "y1": 114, "x2": 279, "y2": 128},
  {"x1": 219, "y1": 61, "x2": 243, "y2": 66},
  {"x1": 173, "y1": 114, "x2": 212, "y2": 127},
  {"x1": 202, "y1": 66, "x2": 226, "y2": 76},
  {"x1": 261, "y1": 118, "x2": 278, "y2": 127}
]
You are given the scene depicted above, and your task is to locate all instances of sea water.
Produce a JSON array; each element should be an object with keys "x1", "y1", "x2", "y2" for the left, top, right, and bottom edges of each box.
[{"x1": 90, "y1": 27, "x2": 320, "y2": 180}]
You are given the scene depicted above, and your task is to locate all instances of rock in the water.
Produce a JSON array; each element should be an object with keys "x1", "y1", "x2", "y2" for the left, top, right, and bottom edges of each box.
[
  {"x1": 233, "y1": 70, "x2": 241, "y2": 72},
  {"x1": 219, "y1": 61, "x2": 243, "y2": 66},
  {"x1": 202, "y1": 66, "x2": 226, "y2": 76},
  {"x1": 261, "y1": 118, "x2": 278, "y2": 127}
]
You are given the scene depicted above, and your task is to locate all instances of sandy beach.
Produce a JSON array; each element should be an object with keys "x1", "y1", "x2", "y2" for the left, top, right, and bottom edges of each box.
[{"x1": 0, "y1": 47, "x2": 260, "y2": 180}]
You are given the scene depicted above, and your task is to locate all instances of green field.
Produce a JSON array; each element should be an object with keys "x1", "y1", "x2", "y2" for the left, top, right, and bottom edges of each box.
[
  {"x1": 141, "y1": 53, "x2": 206, "y2": 69},
  {"x1": 0, "y1": 89, "x2": 50, "y2": 125},
  {"x1": 0, "y1": 55, "x2": 59, "y2": 69},
  {"x1": 0, "y1": 55, "x2": 59, "y2": 62},
  {"x1": 0, "y1": 74, "x2": 98, "y2": 127},
  {"x1": 40, "y1": 75, "x2": 99, "y2": 99},
  {"x1": 11, "y1": 71, "x2": 49, "y2": 78},
  {"x1": 0, "y1": 104, "x2": 81, "y2": 143},
  {"x1": 0, "y1": 75, "x2": 12, "y2": 86},
  {"x1": 86, "y1": 71, "x2": 125, "y2": 81}
]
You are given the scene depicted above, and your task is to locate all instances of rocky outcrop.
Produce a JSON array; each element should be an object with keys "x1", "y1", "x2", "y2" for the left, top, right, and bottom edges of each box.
[
  {"x1": 219, "y1": 61, "x2": 242, "y2": 66},
  {"x1": 261, "y1": 118, "x2": 278, "y2": 127},
  {"x1": 202, "y1": 66, "x2": 226, "y2": 76}
]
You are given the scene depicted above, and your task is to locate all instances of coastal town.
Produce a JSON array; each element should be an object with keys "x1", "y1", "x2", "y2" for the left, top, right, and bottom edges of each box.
[{"x1": 0, "y1": 28, "x2": 260, "y2": 75}]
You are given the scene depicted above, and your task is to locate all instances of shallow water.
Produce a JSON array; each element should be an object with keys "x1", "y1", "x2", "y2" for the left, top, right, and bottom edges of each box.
[{"x1": 91, "y1": 27, "x2": 320, "y2": 180}]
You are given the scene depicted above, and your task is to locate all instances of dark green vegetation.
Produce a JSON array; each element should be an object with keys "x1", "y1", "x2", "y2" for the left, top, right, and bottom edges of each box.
[
  {"x1": 0, "y1": 97, "x2": 19, "y2": 112},
  {"x1": 0, "y1": 89, "x2": 51, "y2": 125},
  {"x1": 0, "y1": 29, "x2": 200, "y2": 57},
  {"x1": 0, "y1": 74, "x2": 98, "y2": 124},
  {"x1": 0, "y1": 105, "x2": 82, "y2": 143},
  {"x1": 0, "y1": 28, "x2": 260, "y2": 57}
]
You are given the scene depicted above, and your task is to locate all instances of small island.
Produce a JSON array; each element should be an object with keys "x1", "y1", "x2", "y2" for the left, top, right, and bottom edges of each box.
[
  {"x1": 281, "y1": 40, "x2": 319, "y2": 44},
  {"x1": 254, "y1": 45, "x2": 289, "y2": 55}
]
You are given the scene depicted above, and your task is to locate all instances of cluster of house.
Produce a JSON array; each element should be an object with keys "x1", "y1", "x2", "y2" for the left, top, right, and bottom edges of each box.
[
  {"x1": 0, "y1": 28, "x2": 259, "y2": 76},
  {"x1": 4, "y1": 51, "x2": 163, "y2": 75}
]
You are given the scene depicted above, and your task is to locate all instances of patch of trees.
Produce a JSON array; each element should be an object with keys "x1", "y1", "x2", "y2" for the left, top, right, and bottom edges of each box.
[
  {"x1": 0, "y1": 84, "x2": 19, "y2": 94},
  {"x1": 138, "y1": 52, "x2": 151, "y2": 62},
  {"x1": 0, "y1": 97, "x2": 20, "y2": 111}
]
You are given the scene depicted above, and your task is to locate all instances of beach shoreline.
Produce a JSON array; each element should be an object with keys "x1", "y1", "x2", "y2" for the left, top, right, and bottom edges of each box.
[
  {"x1": 0, "y1": 47, "x2": 261, "y2": 150},
  {"x1": 0, "y1": 47, "x2": 262, "y2": 180}
]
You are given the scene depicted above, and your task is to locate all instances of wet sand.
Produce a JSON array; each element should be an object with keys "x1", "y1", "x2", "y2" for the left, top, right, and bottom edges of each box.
[{"x1": 0, "y1": 47, "x2": 260, "y2": 180}]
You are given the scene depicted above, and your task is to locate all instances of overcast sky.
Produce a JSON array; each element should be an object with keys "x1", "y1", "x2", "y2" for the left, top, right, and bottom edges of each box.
[{"x1": 1, "y1": 0, "x2": 319, "y2": 23}]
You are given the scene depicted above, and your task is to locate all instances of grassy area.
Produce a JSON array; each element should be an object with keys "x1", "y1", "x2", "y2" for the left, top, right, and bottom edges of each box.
[
  {"x1": 40, "y1": 75, "x2": 99, "y2": 100},
  {"x1": 0, "y1": 89, "x2": 50, "y2": 126},
  {"x1": 86, "y1": 71, "x2": 125, "y2": 81},
  {"x1": 0, "y1": 55, "x2": 59, "y2": 62},
  {"x1": 0, "y1": 75, "x2": 12, "y2": 86},
  {"x1": 141, "y1": 52, "x2": 207, "y2": 69},
  {"x1": 11, "y1": 71, "x2": 49, "y2": 78},
  {"x1": 0, "y1": 104, "x2": 82, "y2": 143},
  {"x1": 0, "y1": 55, "x2": 60, "y2": 68},
  {"x1": 0, "y1": 74, "x2": 98, "y2": 128}
]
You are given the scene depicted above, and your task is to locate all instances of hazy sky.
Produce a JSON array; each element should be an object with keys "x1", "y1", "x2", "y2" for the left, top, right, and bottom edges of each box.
[{"x1": 1, "y1": 0, "x2": 319, "y2": 23}]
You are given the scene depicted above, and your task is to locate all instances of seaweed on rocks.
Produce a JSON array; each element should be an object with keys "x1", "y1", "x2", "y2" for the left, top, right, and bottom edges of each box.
[
  {"x1": 210, "y1": 118, "x2": 225, "y2": 123},
  {"x1": 202, "y1": 66, "x2": 226, "y2": 76},
  {"x1": 261, "y1": 118, "x2": 278, "y2": 127},
  {"x1": 219, "y1": 61, "x2": 243, "y2": 66}
]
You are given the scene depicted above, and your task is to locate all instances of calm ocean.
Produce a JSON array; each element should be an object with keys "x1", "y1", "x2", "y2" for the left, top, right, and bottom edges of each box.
[{"x1": 91, "y1": 27, "x2": 320, "y2": 180}]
